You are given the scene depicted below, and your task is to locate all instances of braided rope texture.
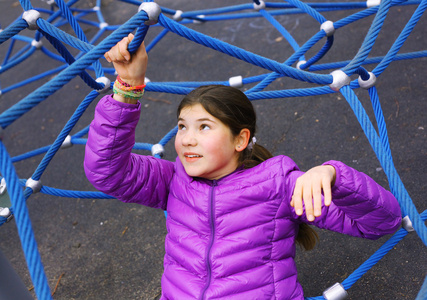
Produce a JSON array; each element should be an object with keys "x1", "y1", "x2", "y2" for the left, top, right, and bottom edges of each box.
[{"x1": 0, "y1": 0, "x2": 426, "y2": 299}]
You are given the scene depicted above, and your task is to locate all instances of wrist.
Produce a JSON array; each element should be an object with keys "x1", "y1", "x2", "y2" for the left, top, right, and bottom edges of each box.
[
  {"x1": 112, "y1": 93, "x2": 139, "y2": 104},
  {"x1": 117, "y1": 75, "x2": 145, "y2": 87},
  {"x1": 324, "y1": 165, "x2": 336, "y2": 186},
  {"x1": 113, "y1": 76, "x2": 145, "y2": 104}
]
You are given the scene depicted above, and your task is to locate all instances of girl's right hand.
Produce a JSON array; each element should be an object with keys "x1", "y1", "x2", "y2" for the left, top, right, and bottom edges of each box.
[{"x1": 105, "y1": 33, "x2": 148, "y2": 87}]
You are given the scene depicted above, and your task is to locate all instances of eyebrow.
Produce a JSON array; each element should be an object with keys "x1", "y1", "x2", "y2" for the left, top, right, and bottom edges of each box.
[{"x1": 178, "y1": 117, "x2": 215, "y2": 123}]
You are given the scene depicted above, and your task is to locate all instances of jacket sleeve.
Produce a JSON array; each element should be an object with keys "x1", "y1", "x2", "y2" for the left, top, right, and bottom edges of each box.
[
  {"x1": 84, "y1": 94, "x2": 175, "y2": 210},
  {"x1": 285, "y1": 158, "x2": 402, "y2": 240}
]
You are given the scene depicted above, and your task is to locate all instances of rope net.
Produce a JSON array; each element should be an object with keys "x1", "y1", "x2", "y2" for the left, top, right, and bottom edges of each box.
[{"x1": 0, "y1": 0, "x2": 426, "y2": 299}]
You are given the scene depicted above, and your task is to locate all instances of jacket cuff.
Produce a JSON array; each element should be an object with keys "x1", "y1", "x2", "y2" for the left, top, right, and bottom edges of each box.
[{"x1": 322, "y1": 160, "x2": 342, "y2": 192}]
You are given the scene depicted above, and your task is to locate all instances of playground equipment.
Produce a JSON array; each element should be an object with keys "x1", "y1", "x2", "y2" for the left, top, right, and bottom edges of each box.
[{"x1": 0, "y1": 0, "x2": 426, "y2": 299}]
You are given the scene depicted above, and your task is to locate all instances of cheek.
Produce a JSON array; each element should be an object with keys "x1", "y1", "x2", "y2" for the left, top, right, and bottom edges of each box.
[{"x1": 174, "y1": 137, "x2": 180, "y2": 154}]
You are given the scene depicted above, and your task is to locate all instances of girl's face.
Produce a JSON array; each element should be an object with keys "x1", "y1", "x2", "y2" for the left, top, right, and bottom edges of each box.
[{"x1": 175, "y1": 104, "x2": 241, "y2": 180}]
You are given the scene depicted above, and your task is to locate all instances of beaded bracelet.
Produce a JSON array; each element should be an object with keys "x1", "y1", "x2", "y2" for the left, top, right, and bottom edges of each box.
[{"x1": 113, "y1": 76, "x2": 146, "y2": 99}]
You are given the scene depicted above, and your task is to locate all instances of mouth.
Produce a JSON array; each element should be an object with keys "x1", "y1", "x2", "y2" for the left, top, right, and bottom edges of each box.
[{"x1": 184, "y1": 153, "x2": 203, "y2": 162}]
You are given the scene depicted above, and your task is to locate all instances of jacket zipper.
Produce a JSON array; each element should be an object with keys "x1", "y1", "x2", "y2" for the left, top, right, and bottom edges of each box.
[{"x1": 199, "y1": 180, "x2": 217, "y2": 300}]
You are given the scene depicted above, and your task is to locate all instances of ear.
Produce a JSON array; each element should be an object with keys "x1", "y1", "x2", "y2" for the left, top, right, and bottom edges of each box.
[{"x1": 235, "y1": 128, "x2": 251, "y2": 152}]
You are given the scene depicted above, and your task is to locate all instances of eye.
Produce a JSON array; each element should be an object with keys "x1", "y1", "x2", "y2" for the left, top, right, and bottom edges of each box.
[
  {"x1": 201, "y1": 124, "x2": 211, "y2": 131},
  {"x1": 178, "y1": 124, "x2": 186, "y2": 130}
]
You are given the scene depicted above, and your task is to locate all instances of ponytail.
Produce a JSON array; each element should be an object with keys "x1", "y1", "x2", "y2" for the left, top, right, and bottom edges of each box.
[
  {"x1": 296, "y1": 223, "x2": 318, "y2": 251},
  {"x1": 240, "y1": 143, "x2": 273, "y2": 169}
]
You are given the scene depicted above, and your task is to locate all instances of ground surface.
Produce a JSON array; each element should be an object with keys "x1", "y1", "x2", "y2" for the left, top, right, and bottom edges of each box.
[{"x1": 0, "y1": 0, "x2": 426, "y2": 299}]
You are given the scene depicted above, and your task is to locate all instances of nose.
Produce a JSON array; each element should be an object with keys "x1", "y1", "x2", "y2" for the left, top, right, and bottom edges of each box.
[{"x1": 181, "y1": 130, "x2": 197, "y2": 147}]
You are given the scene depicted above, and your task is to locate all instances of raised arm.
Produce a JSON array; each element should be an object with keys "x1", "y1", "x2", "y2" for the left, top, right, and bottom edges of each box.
[{"x1": 84, "y1": 35, "x2": 174, "y2": 209}]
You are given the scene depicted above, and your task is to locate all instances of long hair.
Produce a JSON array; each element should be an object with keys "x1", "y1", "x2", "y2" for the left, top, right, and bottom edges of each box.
[{"x1": 177, "y1": 85, "x2": 318, "y2": 250}]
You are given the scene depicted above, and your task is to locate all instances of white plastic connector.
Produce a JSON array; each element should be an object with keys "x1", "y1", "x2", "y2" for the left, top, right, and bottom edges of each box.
[
  {"x1": 151, "y1": 144, "x2": 164, "y2": 158},
  {"x1": 0, "y1": 178, "x2": 6, "y2": 194},
  {"x1": 96, "y1": 76, "x2": 111, "y2": 93},
  {"x1": 329, "y1": 70, "x2": 351, "y2": 92},
  {"x1": 320, "y1": 20, "x2": 335, "y2": 37},
  {"x1": 0, "y1": 207, "x2": 13, "y2": 223},
  {"x1": 358, "y1": 71, "x2": 376, "y2": 89},
  {"x1": 296, "y1": 60, "x2": 307, "y2": 70},
  {"x1": 173, "y1": 10, "x2": 184, "y2": 21},
  {"x1": 138, "y1": 2, "x2": 161, "y2": 26},
  {"x1": 193, "y1": 15, "x2": 206, "y2": 24},
  {"x1": 31, "y1": 39, "x2": 43, "y2": 49},
  {"x1": 229, "y1": 75, "x2": 243, "y2": 88},
  {"x1": 254, "y1": 0, "x2": 266, "y2": 11},
  {"x1": 323, "y1": 283, "x2": 348, "y2": 300},
  {"x1": 0, "y1": 207, "x2": 11, "y2": 218},
  {"x1": 144, "y1": 77, "x2": 151, "y2": 83},
  {"x1": 402, "y1": 216, "x2": 414, "y2": 232},
  {"x1": 61, "y1": 135, "x2": 73, "y2": 149},
  {"x1": 25, "y1": 178, "x2": 42, "y2": 194},
  {"x1": 22, "y1": 10, "x2": 41, "y2": 30},
  {"x1": 99, "y1": 22, "x2": 108, "y2": 29},
  {"x1": 93, "y1": 6, "x2": 100, "y2": 11},
  {"x1": 367, "y1": 0, "x2": 381, "y2": 7}
]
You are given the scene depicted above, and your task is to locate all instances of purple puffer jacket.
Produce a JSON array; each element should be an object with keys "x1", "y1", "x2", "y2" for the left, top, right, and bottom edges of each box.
[{"x1": 84, "y1": 95, "x2": 402, "y2": 300}]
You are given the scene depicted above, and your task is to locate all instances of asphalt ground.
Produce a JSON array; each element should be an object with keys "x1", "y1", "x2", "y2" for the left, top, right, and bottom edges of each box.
[{"x1": 0, "y1": 0, "x2": 426, "y2": 299}]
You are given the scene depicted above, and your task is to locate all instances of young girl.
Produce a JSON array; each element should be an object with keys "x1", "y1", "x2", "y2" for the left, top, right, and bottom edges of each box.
[{"x1": 84, "y1": 34, "x2": 402, "y2": 300}]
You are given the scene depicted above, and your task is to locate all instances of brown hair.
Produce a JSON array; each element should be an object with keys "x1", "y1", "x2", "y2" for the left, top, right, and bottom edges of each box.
[{"x1": 177, "y1": 85, "x2": 318, "y2": 250}]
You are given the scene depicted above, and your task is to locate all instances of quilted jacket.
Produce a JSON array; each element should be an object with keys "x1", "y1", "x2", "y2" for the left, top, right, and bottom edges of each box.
[{"x1": 84, "y1": 95, "x2": 402, "y2": 299}]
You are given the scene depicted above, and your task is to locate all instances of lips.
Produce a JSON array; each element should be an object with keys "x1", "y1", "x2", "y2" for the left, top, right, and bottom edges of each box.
[{"x1": 184, "y1": 152, "x2": 202, "y2": 162}]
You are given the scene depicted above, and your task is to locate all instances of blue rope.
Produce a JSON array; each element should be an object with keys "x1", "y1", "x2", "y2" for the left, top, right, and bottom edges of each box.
[
  {"x1": 0, "y1": 141, "x2": 52, "y2": 300},
  {"x1": 1, "y1": 0, "x2": 426, "y2": 298}
]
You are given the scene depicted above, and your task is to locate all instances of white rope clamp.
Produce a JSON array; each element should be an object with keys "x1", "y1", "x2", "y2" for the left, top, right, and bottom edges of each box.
[
  {"x1": 99, "y1": 22, "x2": 109, "y2": 29},
  {"x1": 193, "y1": 15, "x2": 206, "y2": 24},
  {"x1": 254, "y1": 0, "x2": 266, "y2": 11},
  {"x1": 96, "y1": 76, "x2": 111, "y2": 93},
  {"x1": 22, "y1": 10, "x2": 41, "y2": 30},
  {"x1": 367, "y1": 0, "x2": 381, "y2": 7},
  {"x1": 61, "y1": 135, "x2": 73, "y2": 149},
  {"x1": 25, "y1": 178, "x2": 42, "y2": 194},
  {"x1": 229, "y1": 75, "x2": 243, "y2": 88},
  {"x1": 173, "y1": 10, "x2": 184, "y2": 22},
  {"x1": 329, "y1": 70, "x2": 351, "y2": 92},
  {"x1": 323, "y1": 282, "x2": 348, "y2": 300},
  {"x1": 151, "y1": 144, "x2": 164, "y2": 158},
  {"x1": 138, "y1": 2, "x2": 162, "y2": 26},
  {"x1": 402, "y1": 215, "x2": 414, "y2": 232},
  {"x1": 320, "y1": 20, "x2": 335, "y2": 37},
  {"x1": 0, "y1": 207, "x2": 13, "y2": 223},
  {"x1": 0, "y1": 178, "x2": 6, "y2": 194},
  {"x1": 31, "y1": 39, "x2": 43, "y2": 49},
  {"x1": 296, "y1": 60, "x2": 307, "y2": 70},
  {"x1": 358, "y1": 71, "x2": 376, "y2": 89}
]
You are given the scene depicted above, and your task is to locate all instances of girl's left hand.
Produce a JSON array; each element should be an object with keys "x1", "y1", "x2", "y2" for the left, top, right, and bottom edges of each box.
[{"x1": 290, "y1": 165, "x2": 336, "y2": 222}]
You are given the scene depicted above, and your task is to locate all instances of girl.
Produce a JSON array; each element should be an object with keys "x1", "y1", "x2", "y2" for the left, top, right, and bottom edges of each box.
[{"x1": 84, "y1": 34, "x2": 402, "y2": 300}]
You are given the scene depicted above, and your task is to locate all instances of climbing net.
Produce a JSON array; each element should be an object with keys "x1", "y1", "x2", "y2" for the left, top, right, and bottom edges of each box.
[{"x1": 0, "y1": 0, "x2": 426, "y2": 299}]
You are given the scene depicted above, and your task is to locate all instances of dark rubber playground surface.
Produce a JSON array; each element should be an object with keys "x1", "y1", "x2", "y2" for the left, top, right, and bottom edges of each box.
[{"x1": 0, "y1": 1, "x2": 426, "y2": 299}]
